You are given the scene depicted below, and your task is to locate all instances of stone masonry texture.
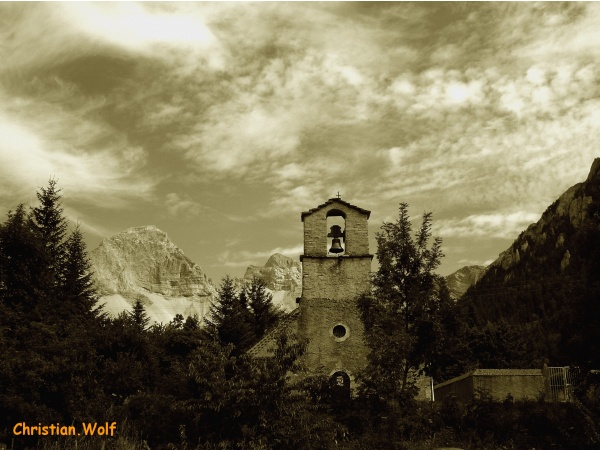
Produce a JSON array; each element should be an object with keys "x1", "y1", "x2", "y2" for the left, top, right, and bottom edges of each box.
[
  {"x1": 299, "y1": 199, "x2": 372, "y2": 384},
  {"x1": 434, "y1": 369, "x2": 545, "y2": 402}
]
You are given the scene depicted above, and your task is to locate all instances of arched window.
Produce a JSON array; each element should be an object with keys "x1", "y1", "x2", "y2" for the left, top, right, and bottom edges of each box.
[{"x1": 326, "y1": 209, "x2": 346, "y2": 255}]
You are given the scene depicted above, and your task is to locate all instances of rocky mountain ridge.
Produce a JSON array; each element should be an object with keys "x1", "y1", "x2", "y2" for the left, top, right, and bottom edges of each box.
[
  {"x1": 243, "y1": 253, "x2": 302, "y2": 312},
  {"x1": 458, "y1": 158, "x2": 600, "y2": 367},
  {"x1": 89, "y1": 228, "x2": 304, "y2": 323},
  {"x1": 90, "y1": 157, "x2": 600, "y2": 324},
  {"x1": 484, "y1": 158, "x2": 600, "y2": 281},
  {"x1": 244, "y1": 253, "x2": 301, "y2": 291},
  {"x1": 445, "y1": 265, "x2": 486, "y2": 300},
  {"x1": 90, "y1": 225, "x2": 217, "y2": 323}
]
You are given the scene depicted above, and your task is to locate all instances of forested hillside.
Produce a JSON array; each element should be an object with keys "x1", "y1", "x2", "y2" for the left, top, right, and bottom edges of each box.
[{"x1": 459, "y1": 159, "x2": 600, "y2": 370}]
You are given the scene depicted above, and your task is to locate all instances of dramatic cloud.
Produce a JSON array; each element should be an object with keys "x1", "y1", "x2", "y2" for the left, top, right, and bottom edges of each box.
[
  {"x1": 0, "y1": 104, "x2": 154, "y2": 211},
  {"x1": 435, "y1": 211, "x2": 541, "y2": 239},
  {"x1": 165, "y1": 193, "x2": 207, "y2": 218},
  {"x1": 1, "y1": 2, "x2": 599, "y2": 280}
]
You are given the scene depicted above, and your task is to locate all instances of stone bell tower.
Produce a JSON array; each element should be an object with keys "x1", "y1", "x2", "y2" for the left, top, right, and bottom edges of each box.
[{"x1": 298, "y1": 196, "x2": 373, "y2": 390}]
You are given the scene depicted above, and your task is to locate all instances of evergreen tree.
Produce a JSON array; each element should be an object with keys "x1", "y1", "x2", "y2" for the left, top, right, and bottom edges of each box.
[
  {"x1": 0, "y1": 205, "x2": 47, "y2": 435},
  {"x1": 0, "y1": 181, "x2": 115, "y2": 439},
  {"x1": 205, "y1": 275, "x2": 255, "y2": 354},
  {"x1": 0, "y1": 204, "x2": 49, "y2": 316},
  {"x1": 31, "y1": 178, "x2": 68, "y2": 290},
  {"x1": 63, "y1": 225, "x2": 101, "y2": 321},
  {"x1": 247, "y1": 276, "x2": 282, "y2": 338},
  {"x1": 129, "y1": 298, "x2": 151, "y2": 332}
]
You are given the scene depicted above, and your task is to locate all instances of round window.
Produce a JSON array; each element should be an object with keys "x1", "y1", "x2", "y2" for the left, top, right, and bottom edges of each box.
[
  {"x1": 331, "y1": 323, "x2": 350, "y2": 342},
  {"x1": 333, "y1": 325, "x2": 346, "y2": 338}
]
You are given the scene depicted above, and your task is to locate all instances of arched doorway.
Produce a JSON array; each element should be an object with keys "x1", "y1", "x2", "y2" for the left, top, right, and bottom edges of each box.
[{"x1": 330, "y1": 370, "x2": 351, "y2": 401}]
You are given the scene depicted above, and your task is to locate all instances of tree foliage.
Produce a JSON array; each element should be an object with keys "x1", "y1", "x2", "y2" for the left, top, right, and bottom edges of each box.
[
  {"x1": 205, "y1": 275, "x2": 256, "y2": 353},
  {"x1": 246, "y1": 275, "x2": 283, "y2": 339},
  {"x1": 31, "y1": 178, "x2": 68, "y2": 291},
  {"x1": 206, "y1": 275, "x2": 282, "y2": 355},
  {"x1": 358, "y1": 203, "x2": 452, "y2": 406},
  {"x1": 63, "y1": 225, "x2": 101, "y2": 323},
  {"x1": 0, "y1": 180, "x2": 106, "y2": 438},
  {"x1": 0, "y1": 204, "x2": 49, "y2": 316},
  {"x1": 128, "y1": 298, "x2": 151, "y2": 332},
  {"x1": 4, "y1": 181, "x2": 599, "y2": 449}
]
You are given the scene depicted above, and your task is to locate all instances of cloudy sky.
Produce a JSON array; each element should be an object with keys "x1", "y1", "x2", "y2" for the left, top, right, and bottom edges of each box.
[{"x1": 1, "y1": 2, "x2": 599, "y2": 282}]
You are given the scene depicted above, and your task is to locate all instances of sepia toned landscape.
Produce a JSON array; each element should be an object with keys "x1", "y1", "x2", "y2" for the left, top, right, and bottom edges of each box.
[{"x1": 1, "y1": 3, "x2": 599, "y2": 449}]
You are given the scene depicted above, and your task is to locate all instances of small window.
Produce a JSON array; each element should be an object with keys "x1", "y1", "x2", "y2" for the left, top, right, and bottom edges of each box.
[
  {"x1": 331, "y1": 322, "x2": 350, "y2": 342},
  {"x1": 333, "y1": 325, "x2": 346, "y2": 338}
]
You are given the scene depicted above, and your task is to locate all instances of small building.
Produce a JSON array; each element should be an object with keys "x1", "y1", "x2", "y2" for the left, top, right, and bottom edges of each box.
[{"x1": 434, "y1": 369, "x2": 545, "y2": 402}]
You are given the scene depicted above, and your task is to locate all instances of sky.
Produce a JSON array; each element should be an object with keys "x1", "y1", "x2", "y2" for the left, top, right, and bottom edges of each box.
[{"x1": 1, "y1": 2, "x2": 599, "y2": 283}]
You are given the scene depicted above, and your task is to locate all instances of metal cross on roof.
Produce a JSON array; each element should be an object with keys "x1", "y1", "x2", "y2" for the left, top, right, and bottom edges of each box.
[{"x1": 336, "y1": 191, "x2": 341, "y2": 199}]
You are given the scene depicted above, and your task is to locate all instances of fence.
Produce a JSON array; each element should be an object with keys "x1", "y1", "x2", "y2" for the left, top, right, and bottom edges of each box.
[{"x1": 543, "y1": 366, "x2": 576, "y2": 402}]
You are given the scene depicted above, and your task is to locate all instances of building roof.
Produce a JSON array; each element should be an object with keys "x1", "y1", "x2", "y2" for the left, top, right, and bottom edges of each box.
[
  {"x1": 247, "y1": 308, "x2": 301, "y2": 358},
  {"x1": 301, "y1": 198, "x2": 371, "y2": 221}
]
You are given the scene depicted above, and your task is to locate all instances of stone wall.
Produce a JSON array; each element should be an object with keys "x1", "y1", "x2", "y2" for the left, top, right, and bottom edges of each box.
[
  {"x1": 298, "y1": 297, "x2": 369, "y2": 378},
  {"x1": 301, "y1": 257, "x2": 371, "y2": 300},
  {"x1": 303, "y1": 210, "x2": 328, "y2": 257},
  {"x1": 299, "y1": 198, "x2": 372, "y2": 384},
  {"x1": 434, "y1": 369, "x2": 545, "y2": 402}
]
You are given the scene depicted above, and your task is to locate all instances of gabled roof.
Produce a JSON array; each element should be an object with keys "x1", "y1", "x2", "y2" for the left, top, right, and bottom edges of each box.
[
  {"x1": 301, "y1": 198, "x2": 371, "y2": 221},
  {"x1": 247, "y1": 308, "x2": 301, "y2": 358}
]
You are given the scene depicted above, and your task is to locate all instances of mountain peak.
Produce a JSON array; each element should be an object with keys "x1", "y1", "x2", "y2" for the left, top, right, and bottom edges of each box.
[
  {"x1": 587, "y1": 157, "x2": 600, "y2": 182},
  {"x1": 90, "y1": 226, "x2": 215, "y2": 299},
  {"x1": 445, "y1": 265, "x2": 486, "y2": 300},
  {"x1": 478, "y1": 157, "x2": 599, "y2": 282},
  {"x1": 118, "y1": 225, "x2": 169, "y2": 240},
  {"x1": 244, "y1": 253, "x2": 301, "y2": 312},
  {"x1": 126, "y1": 224, "x2": 162, "y2": 233},
  {"x1": 264, "y1": 253, "x2": 297, "y2": 269}
]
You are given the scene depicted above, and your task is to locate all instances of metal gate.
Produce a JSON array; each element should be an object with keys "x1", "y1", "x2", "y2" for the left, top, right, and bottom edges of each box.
[{"x1": 544, "y1": 366, "x2": 576, "y2": 402}]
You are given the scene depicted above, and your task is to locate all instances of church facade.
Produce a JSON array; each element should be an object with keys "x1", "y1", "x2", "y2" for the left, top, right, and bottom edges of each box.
[
  {"x1": 297, "y1": 197, "x2": 373, "y2": 389},
  {"x1": 248, "y1": 197, "x2": 373, "y2": 391}
]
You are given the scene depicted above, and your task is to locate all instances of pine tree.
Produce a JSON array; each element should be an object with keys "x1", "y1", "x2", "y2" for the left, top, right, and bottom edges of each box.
[
  {"x1": 205, "y1": 275, "x2": 256, "y2": 354},
  {"x1": 0, "y1": 204, "x2": 50, "y2": 316},
  {"x1": 0, "y1": 182, "x2": 111, "y2": 437},
  {"x1": 247, "y1": 276, "x2": 281, "y2": 338},
  {"x1": 63, "y1": 225, "x2": 101, "y2": 321},
  {"x1": 31, "y1": 178, "x2": 68, "y2": 290},
  {"x1": 129, "y1": 298, "x2": 151, "y2": 332}
]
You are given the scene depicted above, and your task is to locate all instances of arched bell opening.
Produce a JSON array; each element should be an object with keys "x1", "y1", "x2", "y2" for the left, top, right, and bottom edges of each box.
[{"x1": 326, "y1": 209, "x2": 346, "y2": 256}]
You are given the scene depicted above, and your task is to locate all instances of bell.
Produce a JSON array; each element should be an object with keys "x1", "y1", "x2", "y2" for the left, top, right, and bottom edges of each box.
[
  {"x1": 327, "y1": 225, "x2": 345, "y2": 254},
  {"x1": 327, "y1": 225, "x2": 344, "y2": 238},
  {"x1": 329, "y1": 237, "x2": 344, "y2": 253}
]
